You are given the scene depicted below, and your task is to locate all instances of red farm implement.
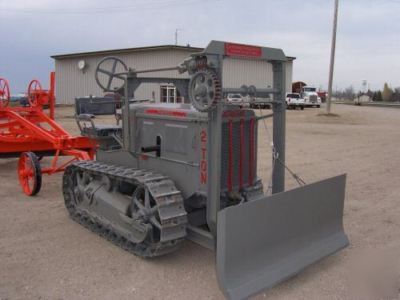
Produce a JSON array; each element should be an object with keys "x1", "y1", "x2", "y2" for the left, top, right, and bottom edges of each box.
[{"x1": 0, "y1": 73, "x2": 96, "y2": 196}]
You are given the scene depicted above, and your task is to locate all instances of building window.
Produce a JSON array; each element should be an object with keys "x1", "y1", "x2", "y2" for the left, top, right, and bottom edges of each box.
[{"x1": 160, "y1": 85, "x2": 183, "y2": 103}]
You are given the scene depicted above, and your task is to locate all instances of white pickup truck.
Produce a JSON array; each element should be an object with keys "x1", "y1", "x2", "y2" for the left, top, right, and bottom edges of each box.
[{"x1": 286, "y1": 93, "x2": 305, "y2": 110}]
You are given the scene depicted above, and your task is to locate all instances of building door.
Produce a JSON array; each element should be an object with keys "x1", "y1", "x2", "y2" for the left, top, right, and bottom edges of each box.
[{"x1": 160, "y1": 85, "x2": 183, "y2": 103}]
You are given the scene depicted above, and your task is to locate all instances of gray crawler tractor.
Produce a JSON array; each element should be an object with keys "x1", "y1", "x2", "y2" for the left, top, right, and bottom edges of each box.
[{"x1": 65, "y1": 41, "x2": 349, "y2": 299}]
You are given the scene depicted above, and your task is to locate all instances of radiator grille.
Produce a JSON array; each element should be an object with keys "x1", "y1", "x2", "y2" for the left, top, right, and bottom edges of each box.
[{"x1": 220, "y1": 117, "x2": 257, "y2": 191}]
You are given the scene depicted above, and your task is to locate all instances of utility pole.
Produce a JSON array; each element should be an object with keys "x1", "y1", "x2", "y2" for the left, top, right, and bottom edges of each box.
[
  {"x1": 326, "y1": 0, "x2": 339, "y2": 114},
  {"x1": 175, "y1": 28, "x2": 182, "y2": 45}
]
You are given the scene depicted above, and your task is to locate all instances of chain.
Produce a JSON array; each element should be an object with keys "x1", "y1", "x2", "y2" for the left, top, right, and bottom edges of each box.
[{"x1": 258, "y1": 108, "x2": 306, "y2": 193}]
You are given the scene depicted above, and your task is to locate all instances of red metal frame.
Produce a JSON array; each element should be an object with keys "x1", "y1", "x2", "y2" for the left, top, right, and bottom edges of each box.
[
  {"x1": 0, "y1": 75, "x2": 96, "y2": 195},
  {"x1": 249, "y1": 118, "x2": 255, "y2": 186},
  {"x1": 227, "y1": 120, "x2": 233, "y2": 192},
  {"x1": 239, "y1": 118, "x2": 244, "y2": 189}
]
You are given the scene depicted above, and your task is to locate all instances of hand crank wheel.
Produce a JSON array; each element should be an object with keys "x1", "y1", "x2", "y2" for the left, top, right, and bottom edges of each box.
[
  {"x1": 27, "y1": 79, "x2": 43, "y2": 107},
  {"x1": 0, "y1": 78, "x2": 11, "y2": 108}
]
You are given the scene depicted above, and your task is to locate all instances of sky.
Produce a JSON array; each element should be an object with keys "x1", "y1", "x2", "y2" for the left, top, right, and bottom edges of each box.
[{"x1": 0, "y1": 0, "x2": 399, "y2": 93}]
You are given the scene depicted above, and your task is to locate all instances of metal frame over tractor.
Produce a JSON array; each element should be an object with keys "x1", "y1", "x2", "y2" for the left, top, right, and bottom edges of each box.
[
  {"x1": 0, "y1": 74, "x2": 95, "y2": 196},
  {"x1": 62, "y1": 41, "x2": 349, "y2": 299}
]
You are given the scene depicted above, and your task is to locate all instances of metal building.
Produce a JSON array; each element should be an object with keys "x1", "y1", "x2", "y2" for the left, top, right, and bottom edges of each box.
[{"x1": 51, "y1": 44, "x2": 295, "y2": 104}]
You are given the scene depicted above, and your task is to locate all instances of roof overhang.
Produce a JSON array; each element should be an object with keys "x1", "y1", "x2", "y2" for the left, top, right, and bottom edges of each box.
[
  {"x1": 51, "y1": 44, "x2": 296, "y2": 61},
  {"x1": 51, "y1": 45, "x2": 204, "y2": 60}
]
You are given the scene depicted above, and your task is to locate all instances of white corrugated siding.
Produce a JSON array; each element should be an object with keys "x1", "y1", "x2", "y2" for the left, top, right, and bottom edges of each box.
[
  {"x1": 55, "y1": 49, "x2": 193, "y2": 104},
  {"x1": 285, "y1": 60, "x2": 293, "y2": 94},
  {"x1": 55, "y1": 50, "x2": 293, "y2": 104},
  {"x1": 223, "y1": 57, "x2": 293, "y2": 94}
]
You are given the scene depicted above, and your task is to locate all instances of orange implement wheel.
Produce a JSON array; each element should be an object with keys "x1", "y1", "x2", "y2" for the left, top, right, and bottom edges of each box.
[
  {"x1": 18, "y1": 152, "x2": 42, "y2": 196},
  {"x1": 27, "y1": 79, "x2": 43, "y2": 107},
  {"x1": 0, "y1": 78, "x2": 10, "y2": 108}
]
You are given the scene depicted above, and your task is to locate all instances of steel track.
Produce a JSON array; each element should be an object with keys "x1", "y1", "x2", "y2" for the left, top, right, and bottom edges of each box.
[{"x1": 63, "y1": 161, "x2": 187, "y2": 257}]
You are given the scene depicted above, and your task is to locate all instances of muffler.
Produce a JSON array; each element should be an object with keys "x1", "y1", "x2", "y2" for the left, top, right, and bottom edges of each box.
[{"x1": 216, "y1": 174, "x2": 349, "y2": 300}]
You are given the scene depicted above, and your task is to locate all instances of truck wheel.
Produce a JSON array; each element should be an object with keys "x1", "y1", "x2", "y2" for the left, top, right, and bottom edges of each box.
[
  {"x1": 301, "y1": 106, "x2": 304, "y2": 110},
  {"x1": 317, "y1": 105, "x2": 320, "y2": 108}
]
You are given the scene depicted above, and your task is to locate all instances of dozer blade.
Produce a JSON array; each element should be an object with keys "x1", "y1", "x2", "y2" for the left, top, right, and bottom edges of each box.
[{"x1": 216, "y1": 174, "x2": 349, "y2": 300}]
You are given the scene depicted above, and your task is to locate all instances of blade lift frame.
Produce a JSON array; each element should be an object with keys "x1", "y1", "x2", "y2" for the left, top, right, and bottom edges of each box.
[{"x1": 201, "y1": 41, "x2": 349, "y2": 300}]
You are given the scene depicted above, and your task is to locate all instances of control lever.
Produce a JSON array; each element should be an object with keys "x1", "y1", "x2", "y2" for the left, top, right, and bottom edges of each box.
[{"x1": 141, "y1": 136, "x2": 161, "y2": 157}]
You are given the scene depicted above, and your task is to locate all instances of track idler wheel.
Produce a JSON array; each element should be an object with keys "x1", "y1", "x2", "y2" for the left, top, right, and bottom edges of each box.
[
  {"x1": 131, "y1": 184, "x2": 162, "y2": 233},
  {"x1": 18, "y1": 152, "x2": 42, "y2": 196}
]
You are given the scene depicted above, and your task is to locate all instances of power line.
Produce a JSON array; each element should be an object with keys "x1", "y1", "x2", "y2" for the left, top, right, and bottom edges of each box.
[
  {"x1": 377, "y1": 0, "x2": 400, "y2": 4},
  {"x1": 0, "y1": 0, "x2": 219, "y2": 15}
]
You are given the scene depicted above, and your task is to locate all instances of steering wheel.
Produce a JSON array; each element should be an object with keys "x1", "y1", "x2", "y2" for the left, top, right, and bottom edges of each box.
[
  {"x1": 95, "y1": 57, "x2": 128, "y2": 92},
  {"x1": 27, "y1": 79, "x2": 43, "y2": 107},
  {"x1": 0, "y1": 78, "x2": 11, "y2": 108}
]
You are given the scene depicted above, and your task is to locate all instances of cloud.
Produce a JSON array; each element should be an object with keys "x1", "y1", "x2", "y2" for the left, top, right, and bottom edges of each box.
[{"x1": 0, "y1": 0, "x2": 398, "y2": 92}]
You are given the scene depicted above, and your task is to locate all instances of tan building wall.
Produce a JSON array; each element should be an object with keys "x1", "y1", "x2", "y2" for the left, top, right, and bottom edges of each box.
[
  {"x1": 53, "y1": 47, "x2": 293, "y2": 104},
  {"x1": 223, "y1": 57, "x2": 293, "y2": 94},
  {"x1": 54, "y1": 48, "x2": 193, "y2": 104}
]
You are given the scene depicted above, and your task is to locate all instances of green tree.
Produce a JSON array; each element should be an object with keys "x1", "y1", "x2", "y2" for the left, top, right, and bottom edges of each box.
[
  {"x1": 344, "y1": 86, "x2": 355, "y2": 100},
  {"x1": 373, "y1": 91, "x2": 382, "y2": 102},
  {"x1": 382, "y1": 83, "x2": 393, "y2": 102},
  {"x1": 392, "y1": 87, "x2": 400, "y2": 102}
]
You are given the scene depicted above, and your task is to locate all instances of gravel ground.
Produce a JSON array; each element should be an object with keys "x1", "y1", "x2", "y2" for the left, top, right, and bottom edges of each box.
[{"x1": 1, "y1": 104, "x2": 399, "y2": 300}]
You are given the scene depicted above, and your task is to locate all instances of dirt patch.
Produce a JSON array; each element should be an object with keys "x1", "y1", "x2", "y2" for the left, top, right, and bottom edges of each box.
[
  {"x1": 1, "y1": 104, "x2": 400, "y2": 299},
  {"x1": 317, "y1": 112, "x2": 340, "y2": 117}
]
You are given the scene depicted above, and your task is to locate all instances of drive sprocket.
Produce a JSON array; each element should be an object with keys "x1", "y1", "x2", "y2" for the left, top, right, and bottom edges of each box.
[{"x1": 189, "y1": 70, "x2": 221, "y2": 112}]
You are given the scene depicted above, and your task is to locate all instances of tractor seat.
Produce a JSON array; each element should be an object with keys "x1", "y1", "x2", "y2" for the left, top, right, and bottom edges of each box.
[
  {"x1": 82, "y1": 124, "x2": 122, "y2": 138},
  {"x1": 76, "y1": 114, "x2": 123, "y2": 151},
  {"x1": 76, "y1": 114, "x2": 122, "y2": 138}
]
